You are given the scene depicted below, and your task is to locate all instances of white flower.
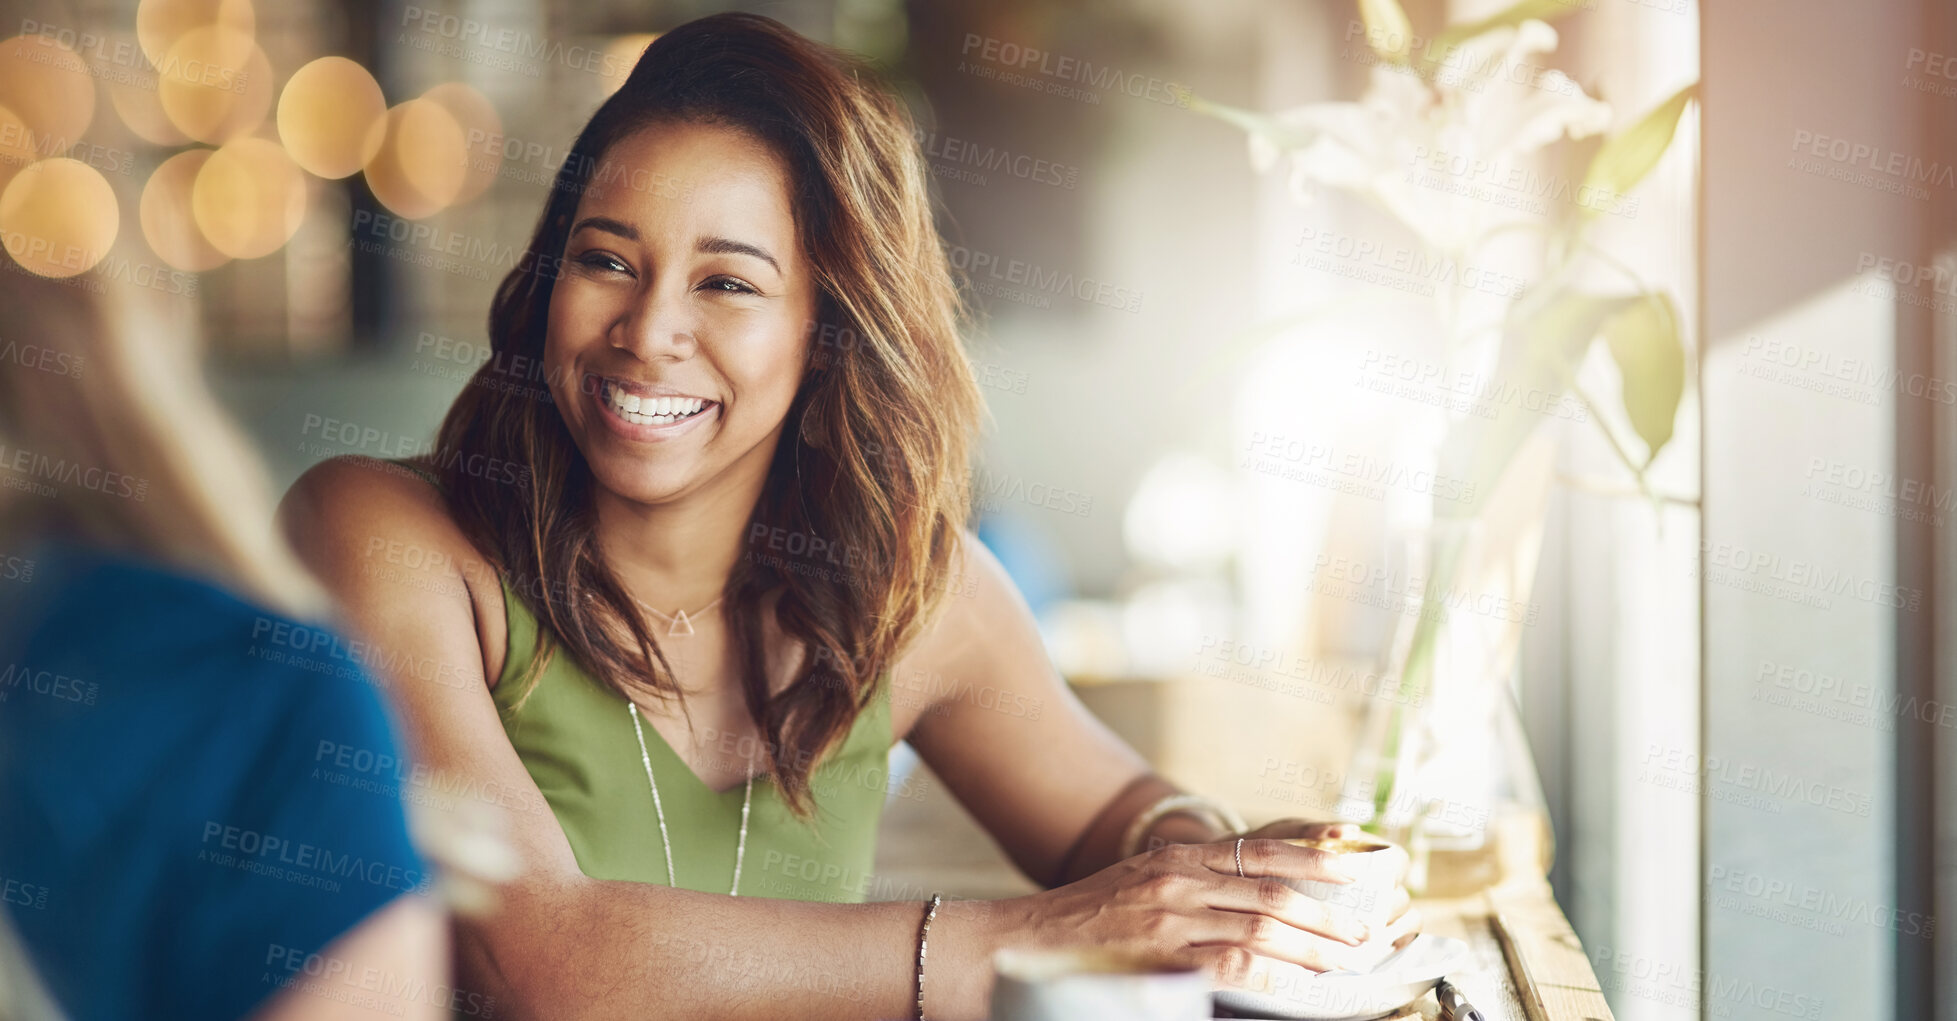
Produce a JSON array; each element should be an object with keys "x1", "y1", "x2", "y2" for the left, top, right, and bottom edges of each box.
[{"x1": 1247, "y1": 20, "x2": 1611, "y2": 252}]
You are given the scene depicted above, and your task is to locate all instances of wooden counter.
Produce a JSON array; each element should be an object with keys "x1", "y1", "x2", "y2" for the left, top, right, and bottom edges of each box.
[{"x1": 874, "y1": 756, "x2": 1616, "y2": 1021}]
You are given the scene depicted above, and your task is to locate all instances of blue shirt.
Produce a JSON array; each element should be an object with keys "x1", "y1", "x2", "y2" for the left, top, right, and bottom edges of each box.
[{"x1": 0, "y1": 539, "x2": 430, "y2": 1021}]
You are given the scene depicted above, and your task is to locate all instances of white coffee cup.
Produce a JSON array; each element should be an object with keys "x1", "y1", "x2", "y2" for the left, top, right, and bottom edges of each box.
[
  {"x1": 987, "y1": 947, "x2": 1210, "y2": 1021},
  {"x1": 1276, "y1": 836, "x2": 1409, "y2": 973}
]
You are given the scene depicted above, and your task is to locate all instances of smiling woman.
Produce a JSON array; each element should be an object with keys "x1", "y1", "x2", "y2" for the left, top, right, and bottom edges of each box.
[{"x1": 277, "y1": 12, "x2": 1415, "y2": 1021}]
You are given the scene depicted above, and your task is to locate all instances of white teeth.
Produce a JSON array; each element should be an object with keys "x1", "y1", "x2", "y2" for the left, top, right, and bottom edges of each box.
[{"x1": 604, "y1": 382, "x2": 710, "y2": 426}]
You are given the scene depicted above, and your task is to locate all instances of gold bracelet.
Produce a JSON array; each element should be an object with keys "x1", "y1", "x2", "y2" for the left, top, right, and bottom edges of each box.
[{"x1": 1118, "y1": 793, "x2": 1247, "y2": 860}]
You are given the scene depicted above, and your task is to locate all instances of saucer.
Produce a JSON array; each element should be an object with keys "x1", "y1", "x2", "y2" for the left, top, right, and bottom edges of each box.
[{"x1": 1210, "y1": 934, "x2": 1472, "y2": 1020}]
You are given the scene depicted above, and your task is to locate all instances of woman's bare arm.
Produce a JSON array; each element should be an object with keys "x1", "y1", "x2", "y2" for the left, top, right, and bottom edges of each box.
[
  {"x1": 279, "y1": 457, "x2": 1377, "y2": 1020},
  {"x1": 897, "y1": 535, "x2": 1234, "y2": 887},
  {"x1": 277, "y1": 457, "x2": 1004, "y2": 1020}
]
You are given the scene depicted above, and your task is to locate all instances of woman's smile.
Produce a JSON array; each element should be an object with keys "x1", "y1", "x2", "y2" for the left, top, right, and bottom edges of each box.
[{"x1": 590, "y1": 375, "x2": 723, "y2": 442}]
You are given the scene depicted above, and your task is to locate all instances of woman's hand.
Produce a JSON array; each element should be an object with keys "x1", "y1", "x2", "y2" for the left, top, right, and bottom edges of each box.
[
  {"x1": 1235, "y1": 819, "x2": 1366, "y2": 842},
  {"x1": 988, "y1": 837, "x2": 1389, "y2": 989},
  {"x1": 1234, "y1": 818, "x2": 1423, "y2": 954}
]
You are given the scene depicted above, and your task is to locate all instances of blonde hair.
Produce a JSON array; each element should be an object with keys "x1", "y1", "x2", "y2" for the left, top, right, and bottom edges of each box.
[{"x1": 0, "y1": 249, "x2": 324, "y2": 618}]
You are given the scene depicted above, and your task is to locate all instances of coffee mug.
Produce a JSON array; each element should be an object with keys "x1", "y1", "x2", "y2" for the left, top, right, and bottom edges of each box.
[
  {"x1": 1277, "y1": 836, "x2": 1409, "y2": 973},
  {"x1": 987, "y1": 947, "x2": 1211, "y2": 1021}
]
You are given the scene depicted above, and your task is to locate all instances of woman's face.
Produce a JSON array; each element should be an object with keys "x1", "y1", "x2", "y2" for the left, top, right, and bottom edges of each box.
[{"x1": 544, "y1": 120, "x2": 817, "y2": 506}]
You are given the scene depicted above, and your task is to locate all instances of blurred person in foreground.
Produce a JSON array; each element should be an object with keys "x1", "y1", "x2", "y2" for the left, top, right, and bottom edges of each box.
[
  {"x1": 282, "y1": 13, "x2": 1417, "y2": 1021},
  {"x1": 0, "y1": 253, "x2": 449, "y2": 1019}
]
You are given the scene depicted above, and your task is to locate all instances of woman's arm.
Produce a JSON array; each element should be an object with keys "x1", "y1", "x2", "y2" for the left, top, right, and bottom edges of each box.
[
  {"x1": 898, "y1": 535, "x2": 1258, "y2": 885},
  {"x1": 280, "y1": 459, "x2": 1373, "y2": 1020},
  {"x1": 279, "y1": 456, "x2": 1004, "y2": 1021}
]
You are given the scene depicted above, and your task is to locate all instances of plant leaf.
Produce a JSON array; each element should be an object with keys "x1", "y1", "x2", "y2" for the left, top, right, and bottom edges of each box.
[
  {"x1": 1184, "y1": 95, "x2": 1321, "y2": 154},
  {"x1": 1437, "y1": 289, "x2": 1636, "y2": 518},
  {"x1": 1602, "y1": 292, "x2": 1685, "y2": 465},
  {"x1": 1358, "y1": 0, "x2": 1415, "y2": 63},
  {"x1": 1577, "y1": 83, "x2": 1697, "y2": 219},
  {"x1": 1422, "y1": 0, "x2": 1585, "y2": 66}
]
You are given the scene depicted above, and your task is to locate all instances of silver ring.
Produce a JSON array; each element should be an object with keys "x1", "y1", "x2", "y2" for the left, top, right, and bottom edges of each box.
[{"x1": 1234, "y1": 837, "x2": 1246, "y2": 878}]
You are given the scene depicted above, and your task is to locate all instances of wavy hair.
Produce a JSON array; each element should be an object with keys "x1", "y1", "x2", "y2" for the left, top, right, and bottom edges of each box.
[{"x1": 432, "y1": 12, "x2": 982, "y2": 821}]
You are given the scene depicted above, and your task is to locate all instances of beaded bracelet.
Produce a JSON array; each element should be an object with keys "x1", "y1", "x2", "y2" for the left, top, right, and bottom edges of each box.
[{"x1": 914, "y1": 892, "x2": 942, "y2": 1021}]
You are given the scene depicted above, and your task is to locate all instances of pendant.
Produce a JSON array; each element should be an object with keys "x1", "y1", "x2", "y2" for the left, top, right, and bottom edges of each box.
[{"x1": 667, "y1": 609, "x2": 695, "y2": 637}]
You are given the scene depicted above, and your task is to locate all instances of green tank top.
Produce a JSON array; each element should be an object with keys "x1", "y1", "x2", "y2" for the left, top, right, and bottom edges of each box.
[{"x1": 385, "y1": 459, "x2": 892, "y2": 902}]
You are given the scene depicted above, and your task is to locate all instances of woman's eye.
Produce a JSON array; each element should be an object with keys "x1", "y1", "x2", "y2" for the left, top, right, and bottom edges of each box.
[
  {"x1": 577, "y1": 251, "x2": 630, "y2": 274},
  {"x1": 702, "y1": 276, "x2": 757, "y2": 295}
]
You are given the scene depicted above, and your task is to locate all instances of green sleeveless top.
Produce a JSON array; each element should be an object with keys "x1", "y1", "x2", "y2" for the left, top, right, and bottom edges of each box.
[{"x1": 386, "y1": 459, "x2": 892, "y2": 903}]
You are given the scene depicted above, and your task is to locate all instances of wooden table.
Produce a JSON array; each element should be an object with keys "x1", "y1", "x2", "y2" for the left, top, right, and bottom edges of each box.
[
  {"x1": 875, "y1": 755, "x2": 1616, "y2": 1021},
  {"x1": 1310, "y1": 884, "x2": 1617, "y2": 1021}
]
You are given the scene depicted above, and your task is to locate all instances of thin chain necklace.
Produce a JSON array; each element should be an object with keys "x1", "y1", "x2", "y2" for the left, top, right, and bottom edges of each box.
[
  {"x1": 628, "y1": 702, "x2": 754, "y2": 895},
  {"x1": 639, "y1": 597, "x2": 724, "y2": 637}
]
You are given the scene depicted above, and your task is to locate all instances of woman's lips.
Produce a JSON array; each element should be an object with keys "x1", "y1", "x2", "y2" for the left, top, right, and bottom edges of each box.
[{"x1": 590, "y1": 378, "x2": 720, "y2": 442}]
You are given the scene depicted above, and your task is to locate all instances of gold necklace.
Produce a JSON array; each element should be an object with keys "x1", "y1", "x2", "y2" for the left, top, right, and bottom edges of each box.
[
  {"x1": 628, "y1": 702, "x2": 754, "y2": 895},
  {"x1": 638, "y1": 596, "x2": 724, "y2": 637}
]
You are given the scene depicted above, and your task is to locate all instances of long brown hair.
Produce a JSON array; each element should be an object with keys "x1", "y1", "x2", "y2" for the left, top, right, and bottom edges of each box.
[{"x1": 432, "y1": 12, "x2": 982, "y2": 821}]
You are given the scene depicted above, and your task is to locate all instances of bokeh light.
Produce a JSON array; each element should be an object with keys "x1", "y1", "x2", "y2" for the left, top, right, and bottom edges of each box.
[
  {"x1": 420, "y1": 82, "x2": 501, "y2": 204},
  {"x1": 0, "y1": 35, "x2": 98, "y2": 157},
  {"x1": 103, "y1": 29, "x2": 192, "y2": 147},
  {"x1": 0, "y1": 105, "x2": 35, "y2": 192},
  {"x1": 158, "y1": 26, "x2": 273, "y2": 144},
  {"x1": 192, "y1": 137, "x2": 306, "y2": 259},
  {"x1": 277, "y1": 57, "x2": 386, "y2": 180},
  {"x1": 142, "y1": 149, "x2": 229, "y2": 271},
  {"x1": 362, "y1": 99, "x2": 467, "y2": 219},
  {"x1": 136, "y1": 0, "x2": 255, "y2": 68},
  {"x1": 0, "y1": 158, "x2": 119, "y2": 278}
]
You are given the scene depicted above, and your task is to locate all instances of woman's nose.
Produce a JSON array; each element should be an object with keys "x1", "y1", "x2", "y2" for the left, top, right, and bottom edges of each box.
[{"x1": 611, "y1": 282, "x2": 701, "y2": 359}]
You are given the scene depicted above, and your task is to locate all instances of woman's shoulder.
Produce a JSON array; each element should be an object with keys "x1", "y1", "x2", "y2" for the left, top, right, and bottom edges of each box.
[
  {"x1": 280, "y1": 455, "x2": 489, "y2": 595},
  {"x1": 279, "y1": 455, "x2": 513, "y2": 684}
]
